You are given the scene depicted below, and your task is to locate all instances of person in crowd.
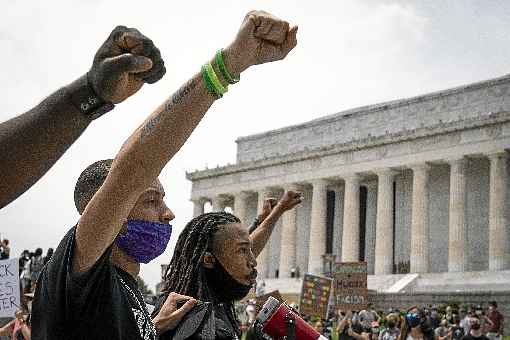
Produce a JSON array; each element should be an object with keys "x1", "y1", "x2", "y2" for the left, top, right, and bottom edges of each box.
[
  {"x1": 428, "y1": 306, "x2": 441, "y2": 330},
  {"x1": 473, "y1": 305, "x2": 494, "y2": 335},
  {"x1": 0, "y1": 239, "x2": 10, "y2": 259},
  {"x1": 450, "y1": 315, "x2": 466, "y2": 340},
  {"x1": 314, "y1": 320, "x2": 325, "y2": 335},
  {"x1": 399, "y1": 308, "x2": 435, "y2": 340},
  {"x1": 370, "y1": 321, "x2": 381, "y2": 340},
  {"x1": 256, "y1": 280, "x2": 266, "y2": 296},
  {"x1": 157, "y1": 191, "x2": 302, "y2": 339},
  {"x1": 444, "y1": 306, "x2": 455, "y2": 326},
  {"x1": 20, "y1": 252, "x2": 32, "y2": 294},
  {"x1": 29, "y1": 25, "x2": 178, "y2": 340},
  {"x1": 462, "y1": 317, "x2": 489, "y2": 340},
  {"x1": 0, "y1": 23, "x2": 166, "y2": 211},
  {"x1": 0, "y1": 308, "x2": 31, "y2": 340},
  {"x1": 28, "y1": 249, "x2": 44, "y2": 292},
  {"x1": 435, "y1": 319, "x2": 450, "y2": 340},
  {"x1": 347, "y1": 314, "x2": 371, "y2": 340},
  {"x1": 245, "y1": 300, "x2": 257, "y2": 326},
  {"x1": 379, "y1": 313, "x2": 400, "y2": 340},
  {"x1": 336, "y1": 311, "x2": 352, "y2": 340},
  {"x1": 42, "y1": 248, "x2": 53, "y2": 265},
  {"x1": 460, "y1": 309, "x2": 472, "y2": 336},
  {"x1": 486, "y1": 301, "x2": 504, "y2": 340},
  {"x1": 18, "y1": 250, "x2": 30, "y2": 276},
  {"x1": 32, "y1": 10, "x2": 298, "y2": 340}
]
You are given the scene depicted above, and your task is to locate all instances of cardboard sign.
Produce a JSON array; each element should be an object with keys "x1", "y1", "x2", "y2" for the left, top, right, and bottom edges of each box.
[
  {"x1": 333, "y1": 262, "x2": 368, "y2": 311},
  {"x1": 299, "y1": 273, "x2": 333, "y2": 319},
  {"x1": 0, "y1": 258, "x2": 20, "y2": 317}
]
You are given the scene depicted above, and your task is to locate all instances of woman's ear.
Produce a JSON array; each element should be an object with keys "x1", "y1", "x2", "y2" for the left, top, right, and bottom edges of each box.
[{"x1": 202, "y1": 252, "x2": 216, "y2": 268}]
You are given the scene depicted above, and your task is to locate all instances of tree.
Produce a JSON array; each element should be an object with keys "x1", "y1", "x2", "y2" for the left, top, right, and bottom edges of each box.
[{"x1": 136, "y1": 275, "x2": 153, "y2": 296}]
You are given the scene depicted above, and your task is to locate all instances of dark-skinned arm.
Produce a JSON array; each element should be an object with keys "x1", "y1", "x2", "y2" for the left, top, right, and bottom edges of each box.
[
  {"x1": 248, "y1": 197, "x2": 277, "y2": 234},
  {"x1": 250, "y1": 190, "x2": 302, "y2": 257},
  {"x1": 0, "y1": 25, "x2": 165, "y2": 209},
  {"x1": 74, "y1": 11, "x2": 298, "y2": 275}
]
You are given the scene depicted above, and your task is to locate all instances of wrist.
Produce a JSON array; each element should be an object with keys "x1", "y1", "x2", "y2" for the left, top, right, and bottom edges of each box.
[
  {"x1": 222, "y1": 44, "x2": 250, "y2": 77},
  {"x1": 152, "y1": 315, "x2": 165, "y2": 334},
  {"x1": 274, "y1": 203, "x2": 288, "y2": 214},
  {"x1": 66, "y1": 74, "x2": 114, "y2": 120}
]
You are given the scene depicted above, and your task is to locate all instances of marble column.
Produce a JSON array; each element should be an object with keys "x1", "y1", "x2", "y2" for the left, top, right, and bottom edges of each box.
[
  {"x1": 192, "y1": 197, "x2": 205, "y2": 217},
  {"x1": 342, "y1": 175, "x2": 360, "y2": 262},
  {"x1": 488, "y1": 152, "x2": 510, "y2": 271},
  {"x1": 374, "y1": 170, "x2": 397, "y2": 275},
  {"x1": 333, "y1": 185, "x2": 345, "y2": 262},
  {"x1": 448, "y1": 157, "x2": 468, "y2": 272},
  {"x1": 279, "y1": 184, "x2": 300, "y2": 278},
  {"x1": 233, "y1": 192, "x2": 251, "y2": 225},
  {"x1": 256, "y1": 189, "x2": 272, "y2": 279},
  {"x1": 211, "y1": 196, "x2": 225, "y2": 212},
  {"x1": 308, "y1": 179, "x2": 328, "y2": 275},
  {"x1": 410, "y1": 164, "x2": 430, "y2": 273}
]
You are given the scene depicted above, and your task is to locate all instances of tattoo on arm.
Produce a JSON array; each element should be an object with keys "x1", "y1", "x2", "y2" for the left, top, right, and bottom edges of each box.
[
  {"x1": 170, "y1": 77, "x2": 199, "y2": 106},
  {"x1": 140, "y1": 76, "x2": 200, "y2": 140},
  {"x1": 140, "y1": 114, "x2": 162, "y2": 139}
]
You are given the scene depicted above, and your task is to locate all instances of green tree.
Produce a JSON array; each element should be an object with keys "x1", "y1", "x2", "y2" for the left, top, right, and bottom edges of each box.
[{"x1": 136, "y1": 275, "x2": 154, "y2": 296}]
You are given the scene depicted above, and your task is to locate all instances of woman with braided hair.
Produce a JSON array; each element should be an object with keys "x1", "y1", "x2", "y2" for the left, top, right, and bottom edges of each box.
[{"x1": 155, "y1": 191, "x2": 302, "y2": 340}]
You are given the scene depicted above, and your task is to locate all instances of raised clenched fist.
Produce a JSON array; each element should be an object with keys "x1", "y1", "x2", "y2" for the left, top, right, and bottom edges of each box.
[
  {"x1": 89, "y1": 26, "x2": 166, "y2": 104},
  {"x1": 277, "y1": 190, "x2": 303, "y2": 212},
  {"x1": 227, "y1": 10, "x2": 298, "y2": 72},
  {"x1": 259, "y1": 197, "x2": 278, "y2": 221}
]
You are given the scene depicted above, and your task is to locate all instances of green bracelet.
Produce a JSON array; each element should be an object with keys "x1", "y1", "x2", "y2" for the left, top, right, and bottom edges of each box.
[
  {"x1": 216, "y1": 49, "x2": 240, "y2": 84},
  {"x1": 204, "y1": 62, "x2": 227, "y2": 96},
  {"x1": 201, "y1": 64, "x2": 222, "y2": 99}
]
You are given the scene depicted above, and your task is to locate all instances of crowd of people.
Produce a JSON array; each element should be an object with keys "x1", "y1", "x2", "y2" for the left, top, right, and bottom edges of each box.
[
  {"x1": 0, "y1": 239, "x2": 53, "y2": 340},
  {"x1": 238, "y1": 301, "x2": 505, "y2": 340}
]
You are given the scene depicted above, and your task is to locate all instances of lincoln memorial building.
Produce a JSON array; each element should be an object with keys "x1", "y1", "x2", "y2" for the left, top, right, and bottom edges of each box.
[{"x1": 186, "y1": 74, "x2": 510, "y2": 295}]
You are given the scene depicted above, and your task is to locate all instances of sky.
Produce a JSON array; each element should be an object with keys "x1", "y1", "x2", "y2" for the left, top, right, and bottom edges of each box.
[{"x1": 2, "y1": 0, "x2": 510, "y2": 291}]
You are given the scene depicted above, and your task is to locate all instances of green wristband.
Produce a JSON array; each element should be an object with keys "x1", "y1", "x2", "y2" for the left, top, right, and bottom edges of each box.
[
  {"x1": 201, "y1": 64, "x2": 222, "y2": 99},
  {"x1": 204, "y1": 62, "x2": 227, "y2": 96},
  {"x1": 216, "y1": 49, "x2": 240, "y2": 84}
]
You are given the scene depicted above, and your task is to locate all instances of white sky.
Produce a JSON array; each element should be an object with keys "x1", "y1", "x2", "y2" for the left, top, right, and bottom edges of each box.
[{"x1": 2, "y1": 0, "x2": 510, "y2": 291}]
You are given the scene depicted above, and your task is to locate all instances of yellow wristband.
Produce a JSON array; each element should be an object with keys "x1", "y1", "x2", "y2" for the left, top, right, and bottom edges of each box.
[{"x1": 204, "y1": 62, "x2": 227, "y2": 95}]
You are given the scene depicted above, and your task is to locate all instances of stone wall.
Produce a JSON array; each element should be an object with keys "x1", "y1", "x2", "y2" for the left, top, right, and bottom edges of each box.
[
  {"x1": 369, "y1": 291, "x2": 510, "y2": 334},
  {"x1": 236, "y1": 75, "x2": 510, "y2": 163}
]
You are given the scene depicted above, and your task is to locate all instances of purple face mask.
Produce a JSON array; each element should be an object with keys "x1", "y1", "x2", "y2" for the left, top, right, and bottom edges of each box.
[{"x1": 115, "y1": 219, "x2": 172, "y2": 264}]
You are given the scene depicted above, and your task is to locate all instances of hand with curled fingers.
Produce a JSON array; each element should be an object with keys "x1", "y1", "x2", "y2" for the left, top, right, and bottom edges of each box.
[
  {"x1": 89, "y1": 25, "x2": 166, "y2": 104},
  {"x1": 225, "y1": 10, "x2": 298, "y2": 74},
  {"x1": 277, "y1": 190, "x2": 303, "y2": 213},
  {"x1": 259, "y1": 197, "x2": 278, "y2": 221},
  {"x1": 152, "y1": 292, "x2": 197, "y2": 333}
]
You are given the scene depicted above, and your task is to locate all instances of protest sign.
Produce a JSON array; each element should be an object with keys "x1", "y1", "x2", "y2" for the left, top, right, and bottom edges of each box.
[
  {"x1": 0, "y1": 258, "x2": 20, "y2": 317},
  {"x1": 333, "y1": 262, "x2": 368, "y2": 311},
  {"x1": 299, "y1": 273, "x2": 333, "y2": 319}
]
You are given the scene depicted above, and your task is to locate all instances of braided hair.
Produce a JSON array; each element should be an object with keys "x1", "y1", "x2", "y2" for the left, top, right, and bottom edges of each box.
[{"x1": 163, "y1": 211, "x2": 241, "y2": 300}]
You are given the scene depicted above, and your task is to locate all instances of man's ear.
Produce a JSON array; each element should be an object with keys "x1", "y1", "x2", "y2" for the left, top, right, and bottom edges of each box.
[{"x1": 202, "y1": 252, "x2": 216, "y2": 268}]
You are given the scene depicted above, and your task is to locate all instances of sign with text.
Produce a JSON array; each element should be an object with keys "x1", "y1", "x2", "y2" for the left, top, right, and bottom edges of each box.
[
  {"x1": 299, "y1": 273, "x2": 333, "y2": 319},
  {"x1": 0, "y1": 258, "x2": 20, "y2": 317},
  {"x1": 333, "y1": 262, "x2": 368, "y2": 312}
]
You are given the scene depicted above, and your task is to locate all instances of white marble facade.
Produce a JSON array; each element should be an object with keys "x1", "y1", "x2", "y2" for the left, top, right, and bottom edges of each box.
[{"x1": 187, "y1": 74, "x2": 510, "y2": 279}]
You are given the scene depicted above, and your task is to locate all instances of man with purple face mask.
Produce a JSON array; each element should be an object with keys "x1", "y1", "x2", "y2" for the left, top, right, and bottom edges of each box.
[{"x1": 32, "y1": 9, "x2": 298, "y2": 340}]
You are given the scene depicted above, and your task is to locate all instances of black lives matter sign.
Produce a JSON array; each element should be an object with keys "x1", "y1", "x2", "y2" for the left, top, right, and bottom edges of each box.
[
  {"x1": 0, "y1": 258, "x2": 20, "y2": 317},
  {"x1": 333, "y1": 262, "x2": 368, "y2": 312},
  {"x1": 299, "y1": 273, "x2": 333, "y2": 319}
]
